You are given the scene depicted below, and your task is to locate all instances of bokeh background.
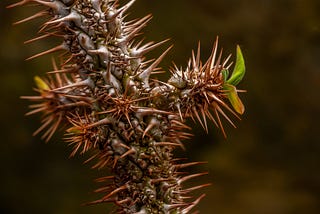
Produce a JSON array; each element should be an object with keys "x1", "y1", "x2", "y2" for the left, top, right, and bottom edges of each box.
[{"x1": 1, "y1": 0, "x2": 319, "y2": 213}]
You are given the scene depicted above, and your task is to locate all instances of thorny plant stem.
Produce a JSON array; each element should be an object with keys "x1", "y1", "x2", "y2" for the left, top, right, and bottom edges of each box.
[{"x1": 9, "y1": 0, "x2": 246, "y2": 213}]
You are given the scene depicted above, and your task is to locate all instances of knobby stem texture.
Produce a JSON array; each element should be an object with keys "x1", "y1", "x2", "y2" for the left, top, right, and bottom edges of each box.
[{"x1": 9, "y1": 0, "x2": 246, "y2": 213}]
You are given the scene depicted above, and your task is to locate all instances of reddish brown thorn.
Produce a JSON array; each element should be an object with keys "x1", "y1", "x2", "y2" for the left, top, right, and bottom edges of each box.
[
  {"x1": 137, "y1": 38, "x2": 170, "y2": 56},
  {"x1": 213, "y1": 107, "x2": 226, "y2": 138},
  {"x1": 115, "y1": 198, "x2": 131, "y2": 206},
  {"x1": 123, "y1": 17, "x2": 151, "y2": 42},
  {"x1": 13, "y1": 10, "x2": 48, "y2": 25},
  {"x1": 25, "y1": 106, "x2": 46, "y2": 116},
  {"x1": 182, "y1": 194, "x2": 206, "y2": 214},
  {"x1": 174, "y1": 161, "x2": 208, "y2": 169},
  {"x1": 47, "y1": 67, "x2": 77, "y2": 74},
  {"x1": 43, "y1": 113, "x2": 62, "y2": 142},
  {"x1": 216, "y1": 104, "x2": 236, "y2": 128},
  {"x1": 112, "y1": 156, "x2": 119, "y2": 169},
  {"x1": 153, "y1": 142, "x2": 183, "y2": 148},
  {"x1": 69, "y1": 142, "x2": 82, "y2": 158},
  {"x1": 171, "y1": 158, "x2": 188, "y2": 162},
  {"x1": 209, "y1": 36, "x2": 219, "y2": 71},
  {"x1": 94, "y1": 186, "x2": 111, "y2": 193},
  {"x1": 24, "y1": 33, "x2": 52, "y2": 44},
  {"x1": 134, "y1": 107, "x2": 172, "y2": 116},
  {"x1": 92, "y1": 156, "x2": 111, "y2": 169},
  {"x1": 83, "y1": 153, "x2": 99, "y2": 164},
  {"x1": 192, "y1": 106, "x2": 205, "y2": 131},
  {"x1": 178, "y1": 172, "x2": 208, "y2": 184},
  {"x1": 171, "y1": 120, "x2": 191, "y2": 130},
  {"x1": 178, "y1": 183, "x2": 211, "y2": 194},
  {"x1": 138, "y1": 45, "x2": 173, "y2": 81},
  {"x1": 142, "y1": 119, "x2": 157, "y2": 138},
  {"x1": 164, "y1": 203, "x2": 191, "y2": 211},
  {"x1": 20, "y1": 95, "x2": 43, "y2": 100},
  {"x1": 200, "y1": 107, "x2": 208, "y2": 133},
  {"x1": 6, "y1": 0, "x2": 33, "y2": 8},
  {"x1": 84, "y1": 197, "x2": 115, "y2": 206},
  {"x1": 205, "y1": 108, "x2": 219, "y2": 128},
  {"x1": 150, "y1": 178, "x2": 172, "y2": 185},
  {"x1": 222, "y1": 53, "x2": 232, "y2": 68},
  {"x1": 120, "y1": 148, "x2": 135, "y2": 159},
  {"x1": 33, "y1": 116, "x2": 53, "y2": 137},
  {"x1": 101, "y1": 184, "x2": 128, "y2": 202},
  {"x1": 94, "y1": 176, "x2": 115, "y2": 183},
  {"x1": 26, "y1": 44, "x2": 66, "y2": 61},
  {"x1": 56, "y1": 101, "x2": 90, "y2": 109}
]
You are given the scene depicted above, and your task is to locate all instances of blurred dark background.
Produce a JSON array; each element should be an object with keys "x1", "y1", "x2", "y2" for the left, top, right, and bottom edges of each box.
[{"x1": 1, "y1": 0, "x2": 319, "y2": 213}]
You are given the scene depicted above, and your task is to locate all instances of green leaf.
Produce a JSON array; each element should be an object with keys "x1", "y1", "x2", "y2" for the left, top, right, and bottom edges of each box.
[
  {"x1": 223, "y1": 84, "x2": 245, "y2": 114},
  {"x1": 34, "y1": 76, "x2": 49, "y2": 91},
  {"x1": 221, "y1": 69, "x2": 229, "y2": 82},
  {"x1": 227, "y1": 45, "x2": 245, "y2": 86}
]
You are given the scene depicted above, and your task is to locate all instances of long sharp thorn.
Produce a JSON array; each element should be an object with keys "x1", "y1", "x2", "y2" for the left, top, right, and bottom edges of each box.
[
  {"x1": 211, "y1": 48, "x2": 223, "y2": 77},
  {"x1": 200, "y1": 107, "x2": 208, "y2": 133},
  {"x1": 210, "y1": 36, "x2": 219, "y2": 70},
  {"x1": 182, "y1": 194, "x2": 206, "y2": 214},
  {"x1": 154, "y1": 142, "x2": 182, "y2": 147},
  {"x1": 205, "y1": 109, "x2": 219, "y2": 127},
  {"x1": 138, "y1": 38, "x2": 170, "y2": 56},
  {"x1": 214, "y1": 108, "x2": 226, "y2": 138},
  {"x1": 112, "y1": 156, "x2": 119, "y2": 168},
  {"x1": 179, "y1": 183, "x2": 211, "y2": 194},
  {"x1": 13, "y1": 10, "x2": 48, "y2": 25},
  {"x1": 118, "y1": 0, "x2": 136, "y2": 15},
  {"x1": 195, "y1": 41, "x2": 201, "y2": 67},
  {"x1": 128, "y1": 14, "x2": 152, "y2": 29},
  {"x1": 83, "y1": 153, "x2": 98, "y2": 164},
  {"x1": 165, "y1": 203, "x2": 190, "y2": 210},
  {"x1": 44, "y1": 114, "x2": 62, "y2": 142},
  {"x1": 222, "y1": 53, "x2": 232, "y2": 67},
  {"x1": 33, "y1": 116, "x2": 53, "y2": 136},
  {"x1": 178, "y1": 172, "x2": 208, "y2": 184},
  {"x1": 209, "y1": 92, "x2": 240, "y2": 119},
  {"x1": 6, "y1": 0, "x2": 33, "y2": 8},
  {"x1": 125, "y1": 27, "x2": 143, "y2": 43},
  {"x1": 20, "y1": 95, "x2": 43, "y2": 100},
  {"x1": 139, "y1": 45, "x2": 173, "y2": 81},
  {"x1": 216, "y1": 105, "x2": 236, "y2": 128},
  {"x1": 50, "y1": 79, "x2": 88, "y2": 92},
  {"x1": 175, "y1": 103, "x2": 183, "y2": 121},
  {"x1": 192, "y1": 106, "x2": 205, "y2": 130},
  {"x1": 94, "y1": 186, "x2": 110, "y2": 193},
  {"x1": 120, "y1": 148, "x2": 135, "y2": 159},
  {"x1": 86, "y1": 117, "x2": 112, "y2": 129},
  {"x1": 26, "y1": 44, "x2": 66, "y2": 61},
  {"x1": 51, "y1": 58, "x2": 62, "y2": 87},
  {"x1": 31, "y1": 0, "x2": 69, "y2": 14},
  {"x1": 101, "y1": 184, "x2": 128, "y2": 202},
  {"x1": 142, "y1": 118, "x2": 157, "y2": 138},
  {"x1": 115, "y1": 198, "x2": 131, "y2": 205},
  {"x1": 175, "y1": 161, "x2": 208, "y2": 169},
  {"x1": 25, "y1": 106, "x2": 46, "y2": 116},
  {"x1": 85, "y1": 198, "x2": 114, "y2": 206},
  {"x1": 172, "y1": 119, "x2": 191, "y2": 130},
  {"x1": 94, "y1": 176, "x2": 115, "y2": 183},
  {"x1": 191, "y1": 50, "x2": 196, "y2": 68},
  {"x1": 24, "y1": 33, "x2": 51, "y2": 44}
]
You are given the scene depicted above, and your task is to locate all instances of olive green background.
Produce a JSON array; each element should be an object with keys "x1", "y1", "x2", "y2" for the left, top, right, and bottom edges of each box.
[{"x1": 1, "y1": 0, "x2": 319, "y2": 213}]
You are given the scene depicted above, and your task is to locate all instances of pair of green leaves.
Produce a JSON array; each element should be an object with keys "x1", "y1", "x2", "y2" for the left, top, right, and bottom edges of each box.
[{"x1": 222, "y1": 45, "x2": 245, "y2": 114}]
